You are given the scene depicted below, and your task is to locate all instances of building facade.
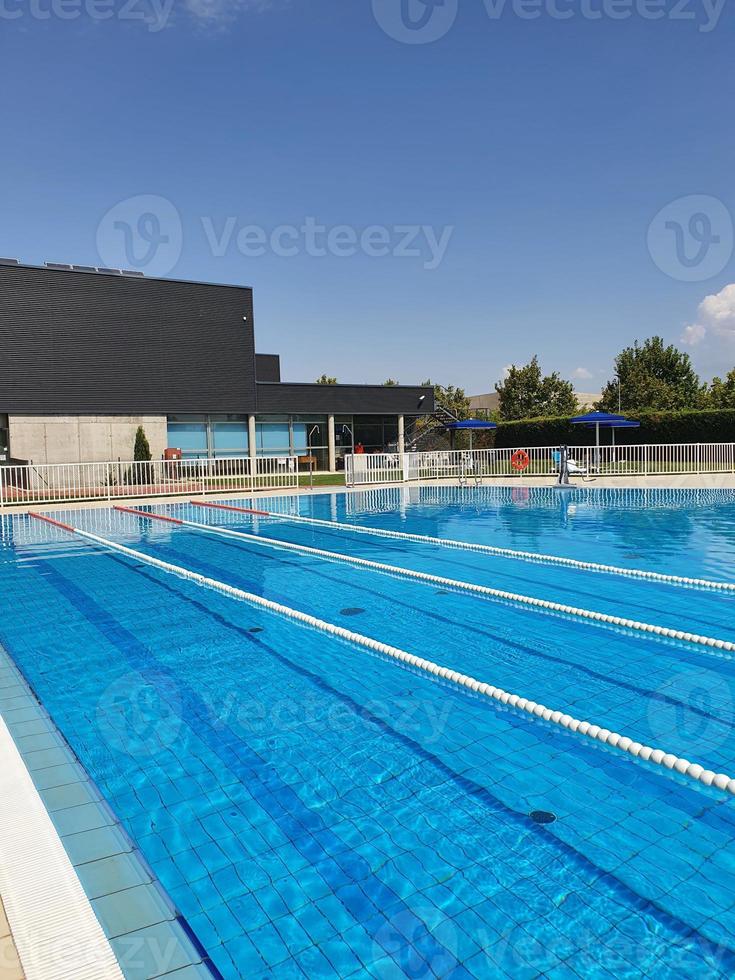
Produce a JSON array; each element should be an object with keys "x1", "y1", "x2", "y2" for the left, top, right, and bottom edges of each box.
[{"x1": 0, "y1": 261, "x2": 434, "y2": 470}]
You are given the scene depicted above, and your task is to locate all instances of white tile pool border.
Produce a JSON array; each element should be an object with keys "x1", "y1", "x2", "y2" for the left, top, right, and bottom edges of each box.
[{"x1": 0, "y1": 714, "x2": 124, "y2": 980}]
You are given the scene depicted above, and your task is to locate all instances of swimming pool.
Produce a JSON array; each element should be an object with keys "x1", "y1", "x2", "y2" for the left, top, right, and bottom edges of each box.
[{"x1": 2, "y1": 484, "x2": 735, "y2": 978}]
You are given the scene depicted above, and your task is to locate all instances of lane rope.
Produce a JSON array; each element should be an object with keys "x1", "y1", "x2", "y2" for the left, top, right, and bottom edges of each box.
[
  {"x1": 135, "y1": 507, "x2": 735, "y2": 654},
  {"x1": 190, "y1": 500, "x2": 735, "y2": 594},
  {"x1": 28, "y1": 511, "x2": 735, "y2": 797}
]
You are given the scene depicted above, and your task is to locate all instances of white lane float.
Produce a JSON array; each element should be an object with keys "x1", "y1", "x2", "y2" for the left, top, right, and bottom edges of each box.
[
  {"x1": 111, "y1": 505, "x2": 735, "y2": 656},
  {"x1": 28, "y1": 510, "x2": 735, "y2": 797},
  {"x1": 190, "y1": 499, "x2": 735, "y2": 594}
]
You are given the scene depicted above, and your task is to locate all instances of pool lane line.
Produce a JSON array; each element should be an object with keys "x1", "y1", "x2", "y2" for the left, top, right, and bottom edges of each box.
[
  {"x1": 116, "y1": 506, "x2": 735, "y2": 656},
  {"x1": 189, "y1": 500, "x2": 735, "y2": 595},
  {"x1": 119, "y1": 513, "x2": 735, "y2": 739},
  {"x1": 189, "y1": 502, "x2": 271, "y2": 517},
  {"x1": 29, "y1": 511, "x2": 735, "y2": 797}
]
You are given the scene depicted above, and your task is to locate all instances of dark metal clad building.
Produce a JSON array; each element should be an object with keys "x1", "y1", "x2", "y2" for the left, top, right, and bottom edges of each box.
[{"x1": 0, "y1": 262, "x2": 433, "y2": 468}]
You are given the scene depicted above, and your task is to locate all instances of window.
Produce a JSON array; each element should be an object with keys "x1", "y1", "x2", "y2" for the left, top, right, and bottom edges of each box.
[
  {"x1": 167, "y1": 416, "x2": 208, "y2": 459},
  {"x1": 256, "y1": 422, "x2": 291, "y2": 456},
  {"x1": 211, "y1": 415, "x2": 248, "y2": 458},
  {"x1": 166, "y1": 415, "x2": 249, "y2": 459},
  {"x1": 353, "y1": 415, "x2": 399, "y2": 453},
  {"x1": 254, "y1": 415, "x2": 329, "y2": 469}
]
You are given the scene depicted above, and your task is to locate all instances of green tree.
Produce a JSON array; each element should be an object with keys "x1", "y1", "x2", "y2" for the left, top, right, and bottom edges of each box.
[
  {"x1": 421, "y1": 379, "x2": 471, "y2": 419},
  {"x1": 708, "y1": 369, "x2": 735, "y2": 408},
  {"x1": 316, "y1": 374, "x2": 338, "y2": 385},
  {"x1": 133, "y1": 425, "x2": 151, "y2": 461},
  {"x1": 598, "y1": 337, "x2": 703, "y2": 412},
  {"x1": 383, "y1": 378, "x2": 399, "y2": 386},
  {"x1": 131, "y1": 425, "x2": 152, "y2": 486},
  {"x1": 495, "y1": 356, "x2": 578, "y2": 420}
]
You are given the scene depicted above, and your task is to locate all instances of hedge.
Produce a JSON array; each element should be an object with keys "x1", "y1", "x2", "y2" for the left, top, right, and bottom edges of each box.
[{"x1": 492, "y1": 409, "x2": 735, "y2": 448}]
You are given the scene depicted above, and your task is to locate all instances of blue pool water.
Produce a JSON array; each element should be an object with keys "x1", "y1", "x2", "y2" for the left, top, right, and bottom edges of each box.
[{"x1": 2, "y1": 484, "x2": 735, "y2": 978}]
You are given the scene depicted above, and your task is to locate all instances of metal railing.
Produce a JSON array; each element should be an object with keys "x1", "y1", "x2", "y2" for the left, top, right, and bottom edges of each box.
[
  {"x1": 0, "y1": 455, "x2": 298, "y2": 508},
  {"x1": 345, "y1": 443, "x2": 735, "y2": 486}
]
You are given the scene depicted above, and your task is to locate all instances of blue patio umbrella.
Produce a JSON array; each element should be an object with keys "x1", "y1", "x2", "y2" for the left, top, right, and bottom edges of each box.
[
  {"x1": 572, "y1": 412, "x2": 628, "y2": 467},
  {"x1": 591, "y1": 417, "x2": 640, "y2": 439},
  {"x1": 588, "y1": 418, "x2": 641, "y2": 456},
  {"x1": 571, "y1": 411, "x2": 625, "y2": 464},
  {"x1": 571, "y1": 411, "x2": 639, "y2": 466}
]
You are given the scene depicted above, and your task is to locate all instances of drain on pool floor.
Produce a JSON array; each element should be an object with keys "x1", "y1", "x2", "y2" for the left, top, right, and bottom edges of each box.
[
  {"x1": 530, "y1": 810, "x2": 557, "y2": 825},
  {"x1": 340, "y1": 607, "x2": 366, "y2": 617}
]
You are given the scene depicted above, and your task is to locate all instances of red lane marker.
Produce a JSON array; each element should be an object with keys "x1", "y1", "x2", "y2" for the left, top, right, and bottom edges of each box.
[
  {"x1": 28, "y1": 512, "x2": 75, "y2": 533},
  {"x1": 190, "y1": 500, "x2": 271, "y2": 518},
  {"x1": 114, "y1": 506, "x2": 183, "y2": 525}
]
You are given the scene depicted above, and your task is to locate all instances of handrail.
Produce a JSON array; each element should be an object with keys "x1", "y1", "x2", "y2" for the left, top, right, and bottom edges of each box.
[
  {"x1": 0, "y1": 455, "x2": 298, "y2": 508},
  {"x1": 345, "y1": 443, "x2": 735, "y2": 486}
]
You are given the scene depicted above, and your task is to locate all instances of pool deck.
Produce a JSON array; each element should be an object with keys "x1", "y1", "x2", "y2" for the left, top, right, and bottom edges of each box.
[{"x1": 0, "y1": 896, "x2": 24, "y2": 980}]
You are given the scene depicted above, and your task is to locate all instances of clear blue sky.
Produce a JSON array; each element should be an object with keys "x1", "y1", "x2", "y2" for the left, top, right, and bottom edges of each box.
[{"x1": 2, "y1": 1, "x2": 734, "y2": 393}]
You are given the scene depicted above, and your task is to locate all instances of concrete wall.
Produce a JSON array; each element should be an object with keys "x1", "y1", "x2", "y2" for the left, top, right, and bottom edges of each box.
[{"x1": 8, "y1": 415, "x2": 168, "y2": 465}]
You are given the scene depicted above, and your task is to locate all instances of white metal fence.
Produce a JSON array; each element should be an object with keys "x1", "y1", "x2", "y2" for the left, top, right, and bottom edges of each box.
[
  {"x1": 0, "y1": 455, "x2": 298, "y2": 508},
  {"x1": 345, "y1": 443, "x2": 735, "y2": 486}
]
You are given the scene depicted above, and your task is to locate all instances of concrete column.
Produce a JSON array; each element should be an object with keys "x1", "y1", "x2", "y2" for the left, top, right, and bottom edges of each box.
[
  {"x1": 248, "y1": 414, "x2": 257, "y2": 460},
  {"x1": 398, "y1": 415, "x2": 405, "y2": 455},
  {"x1": 328, "y1": 414, "x2": 336, "y2": 472}
]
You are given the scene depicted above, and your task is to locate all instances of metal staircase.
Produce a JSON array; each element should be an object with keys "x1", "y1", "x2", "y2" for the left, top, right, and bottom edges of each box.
[{"x1": 402, "y1": 404, "x2": 460, "y2": 452}]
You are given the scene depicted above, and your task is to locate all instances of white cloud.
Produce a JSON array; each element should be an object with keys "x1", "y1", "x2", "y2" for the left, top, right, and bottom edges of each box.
[
  {"x1": 572, "y1": 366, "x2": 593, "y2": 380},
  {"x1": 502, "y1": 364, "x2": 513, "y2": 379},
  {"x1": 681, "y1": 283, "x2": 735, "y2": 347},
  {"x1": 184, "y1": 0, "x2": 271, "y2": 27},
  {"x1": 699, "y1": 283, "x2": 735, "y2": 337},
  {"x1": 681, "y1": 323, "x2": 707, "y2": 346}
]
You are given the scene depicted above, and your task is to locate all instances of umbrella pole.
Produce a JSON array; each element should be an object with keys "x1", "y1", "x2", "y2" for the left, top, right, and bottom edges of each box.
[{"x1": 596, "y1": 423, "x2": 600, "y2": 472}]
